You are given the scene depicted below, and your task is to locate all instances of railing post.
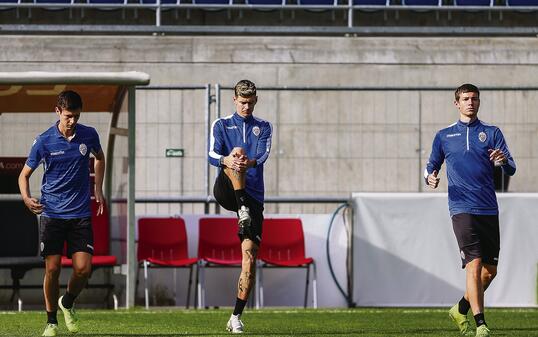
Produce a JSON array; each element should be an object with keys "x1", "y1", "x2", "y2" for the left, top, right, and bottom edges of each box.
[{"x1": 156, "y1": 0, "x2": 161, "y2": 27}]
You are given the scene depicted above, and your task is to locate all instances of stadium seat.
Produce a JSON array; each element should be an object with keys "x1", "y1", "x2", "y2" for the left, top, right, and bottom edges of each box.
[
  {"x1": 506, "y1": 0, "x2": 538, "y2": 5},
  {"x1": 137, "y1": 217, "x2": 198, "y2": 309},
  {"x1": 196, "y1": 217, "x2": 242, "y2": 309},
  {"x1": 0, "y1": 200, "x2": 43, "y2": 310},
  {"x1": 402, "y1": 0, "x2": 440, "y2": 5},
  {"x1": 61, "y1": 199, "x2": 118, "y2": 307},
  {"x1": 353, "y1": 0, "x2": 389, "y2": 5},
  {"x1": 247, "y1": 0, "x2": 285, "y2": 4},
  {"x1": 258, "y1": 218, "x2": 317, "y2": 308},
  {"x1": 454, "y1": 0, "x2": 492, "y2": 5},
  {"x1": 193, "y1": 0, "x2": 231, "y2": 4},
  {"x1": 298, "y1": 0, "x2": 336, "y2": 5}
]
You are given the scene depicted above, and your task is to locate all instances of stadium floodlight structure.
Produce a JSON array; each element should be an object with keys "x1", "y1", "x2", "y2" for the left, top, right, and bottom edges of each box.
[{"x1": 0, "y1": 71, "x2": 150, "y2": 308}]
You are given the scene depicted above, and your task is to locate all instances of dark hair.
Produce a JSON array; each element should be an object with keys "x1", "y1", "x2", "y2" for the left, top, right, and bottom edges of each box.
[
  {"x1": 455, "y1": 83, "x2": 479, "y2": 101},
  {"x1": 56, "y1": 90, "x2": 83, "y2": 111},
  {"x1": 234, "y1": 79, "x2": 257, "y2": 98}
]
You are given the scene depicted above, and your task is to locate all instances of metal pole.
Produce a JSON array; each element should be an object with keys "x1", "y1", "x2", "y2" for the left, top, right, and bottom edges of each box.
[
  {"x1": 126, "y1": 86, "x2": 137, "y2": 308},
  {"x1": 204, "y1": 84, "x2": 211, "y2": 214},
  {"x1": 346, "y1": 204, "x2": 355, "y2": 307},
  {"x1": 418, "y1": 91, "x2": 423, "y2": 192},
  {"x1": 156, "y1": 0, "x2": 161, "y2": 27},
  {"x1": 348, "y1": 0, "x2": 353, "y2": 28},
  {"x1": 214, "y1": 84, "x2": 221, "y2": 215}
]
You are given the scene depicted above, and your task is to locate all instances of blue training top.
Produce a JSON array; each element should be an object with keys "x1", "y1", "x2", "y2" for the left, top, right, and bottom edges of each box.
[
  {"x1": 425, "y1": 118, "x2": 516, "y2": 216},
  {"x1": 208, "y1": 112, "x2": 273, "y2": 204},
  {"x1": 26, "y1": 122, "x2": 102, "y2": 219}
]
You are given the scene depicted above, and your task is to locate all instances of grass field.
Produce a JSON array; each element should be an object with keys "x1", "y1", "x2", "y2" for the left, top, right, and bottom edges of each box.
[{"x1": 1, "y1": 307, "x2": 537, "y2": 336}]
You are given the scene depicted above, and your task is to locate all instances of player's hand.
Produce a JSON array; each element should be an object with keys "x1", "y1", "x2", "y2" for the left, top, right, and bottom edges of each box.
[
  {"x1": 231, "y1": 153, "x2": 248, "y2": 173},
  {"x1": 23, "y1": 197, "x2": 43, "y2": 214},
  {"x1": 488, "y1": 149, "x2": 507, "y2": 166},
  {"x1": 427, "y1": 170, "x2": 440, "y2": 189},
  {"x1": 94, "y1": 190, "x2": 105, "y2": 216}
]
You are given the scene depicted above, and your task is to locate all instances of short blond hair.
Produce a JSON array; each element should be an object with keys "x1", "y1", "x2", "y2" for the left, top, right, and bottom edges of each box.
[{"x1": 234, "y1": 79, "x2": 257, "y2": 98}]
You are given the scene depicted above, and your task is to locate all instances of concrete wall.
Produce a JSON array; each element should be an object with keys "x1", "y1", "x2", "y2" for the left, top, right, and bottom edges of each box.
[{"x1": 1, "y1": 35, "x2": 538, "y2": 216}]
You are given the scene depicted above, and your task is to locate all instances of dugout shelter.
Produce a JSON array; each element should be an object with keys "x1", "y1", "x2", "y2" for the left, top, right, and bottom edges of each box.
[{"x1": 0, "y1": 71, "x2": 150, "y2": 308}]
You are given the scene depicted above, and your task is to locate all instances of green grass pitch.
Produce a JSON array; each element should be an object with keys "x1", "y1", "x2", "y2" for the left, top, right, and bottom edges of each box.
[{"x1": 1, "y1": 307, "x2": 537, "y2": 336}]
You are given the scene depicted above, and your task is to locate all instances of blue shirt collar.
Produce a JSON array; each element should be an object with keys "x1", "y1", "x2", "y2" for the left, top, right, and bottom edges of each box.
[
  {"x1": 457, "y1": 118, "x2": 480, "y2": 128},
  {"x1": 233, "y1": 112, "x2": 254, "y2": 122},
  {"x1": 54, "y1": 120, "x2": 77, "y2": 140}
]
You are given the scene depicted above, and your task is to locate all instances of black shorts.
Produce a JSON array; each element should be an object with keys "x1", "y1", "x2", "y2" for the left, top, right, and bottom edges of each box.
[
  {"x1": 39, "y1": 216, "x2": 94, "y2": 258},
  {"x1": 451, "y1": 213, "x2": 500, "y2": 268},
  {"x1": 213, "y1": 171, "x2": 264, "y2": 246}
]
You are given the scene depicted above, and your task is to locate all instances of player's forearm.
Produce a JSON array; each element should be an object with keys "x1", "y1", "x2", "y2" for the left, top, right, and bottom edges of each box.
[
  {"x1": 94, "y1": 158, "x2": 105, "y2": 194},
  {"x1": 18, "y1": 167, "x2": 33, "y2": 200},
  {"x1": 18, "y1": 176, "x2": 32, "y2": 200}
]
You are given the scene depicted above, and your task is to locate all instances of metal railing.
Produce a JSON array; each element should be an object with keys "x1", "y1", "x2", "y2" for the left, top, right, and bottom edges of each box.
[{"x1": 2, "y1": 2, "x2": 538, "y2": 35}]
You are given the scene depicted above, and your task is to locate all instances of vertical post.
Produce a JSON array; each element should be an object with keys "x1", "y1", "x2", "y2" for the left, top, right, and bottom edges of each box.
[
  {"x1": 418, "y1": 91, "x2": 423, "y2": 192},
  {"x1": 156, "y1": 0, "x2": 161, "y2": 27},
  {"x1": 348, "y1": 0, "x2": 353, "y2": 28},
  {"x1": 346, "y1": 203, "x2": 355, "y2": 307},
  {"x1": 126, "y1": 86, "x2": 137, "y2": 308},
  {"x1": 204, "y1": 84, "x2": 211, "y2": 214},
  {"x1": 215, "y1": 83, "x2": 221, "y2": 119},
  {"x1": 214, "y1": 84, "x2": 221, "y2": 215}
]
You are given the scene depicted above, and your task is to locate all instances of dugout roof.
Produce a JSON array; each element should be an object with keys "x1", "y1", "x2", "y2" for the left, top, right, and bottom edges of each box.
[{"x1": 0, "y1": 72, "x2": 149, "y2": 113}]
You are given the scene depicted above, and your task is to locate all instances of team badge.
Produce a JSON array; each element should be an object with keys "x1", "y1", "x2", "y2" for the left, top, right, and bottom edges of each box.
[
  {"x1": 460, "y1": 250, "x2": 465, "y2": 260},
  {"x1": 79, "y1": 143, "x2": 87, "y2": 156},
  {"x1": 478, "y1": 132, "x2": 487, "y2": 142},
  {"x1": 252, "y1": 126, "x2": 260, "y2": 137}
]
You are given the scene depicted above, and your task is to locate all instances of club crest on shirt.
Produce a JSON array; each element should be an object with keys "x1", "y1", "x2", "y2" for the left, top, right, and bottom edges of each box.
[
  {"x1": 478, "y1": 132, "x2": 487, "y2": 142},
  {"x1": 252, "y1": 126, "x2": 260, "y2": 137},
  {"x1": 79, "y1": 143, "x2": 87, "y2": 156}
]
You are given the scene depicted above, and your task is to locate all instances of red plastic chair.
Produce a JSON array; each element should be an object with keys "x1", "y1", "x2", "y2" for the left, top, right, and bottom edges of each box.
[
  {"x1": 196, "y1": 217, "x2": 242, "y2": 308},
  {"x1": 137, "y1": 217, "x2": 198, "y2": 309},
  {"x1": 258, "y1": 218, "x2": 318, "y2": 308},
  {"x1": 61, "y1": 199, "x2": 118, "y2": 307}
]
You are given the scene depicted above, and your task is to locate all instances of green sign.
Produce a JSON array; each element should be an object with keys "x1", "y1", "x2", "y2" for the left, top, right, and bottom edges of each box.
[{"x1": 165, "y1": 148, "x2": 184, "y2": 158}]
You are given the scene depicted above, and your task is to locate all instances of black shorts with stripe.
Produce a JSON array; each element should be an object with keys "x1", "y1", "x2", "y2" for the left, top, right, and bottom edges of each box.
[
  {"x1": 39, "y1": 216, "x2": 94, "y2": 258},
  {"x1": 213, "y1": 171, "x2": 264, "y2": 246},
  {"x1": 451, "y1": 213, "x2": 500, "y2": 268}
]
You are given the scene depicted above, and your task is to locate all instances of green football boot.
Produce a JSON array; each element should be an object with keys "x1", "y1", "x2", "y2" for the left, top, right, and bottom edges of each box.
[
  {"x1": 449, "y1": 303, "x2": 474, "y2": 336},
  {"x1": 58, "y1": 295, "x2": 80, "y2": 333},
  {"x1": 475, "y1": 325, "x2": 491, "y2": 337},
  {"x1": 42, "y1": 323, "x2": 58, "y2": 337}
]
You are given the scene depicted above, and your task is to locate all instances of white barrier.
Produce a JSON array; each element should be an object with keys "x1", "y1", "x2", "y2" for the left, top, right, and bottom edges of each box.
[{"x1": 353, "y1": 193, "x2": 538, "y2": 307}]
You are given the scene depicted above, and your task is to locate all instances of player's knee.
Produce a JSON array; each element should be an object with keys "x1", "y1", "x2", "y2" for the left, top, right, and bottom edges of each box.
[
  {"x1": 231, "y1": 147, "x2": 245, "y2": 156},
  {"x1": 45, "y1": 264, "x2": 61, "y2": 278},
  {"x1": 484, "y1": 269, "x2": 497, "y2": 283},
  {"x1": 73, "y1": 265, "x2": 91, "y2": 279}
]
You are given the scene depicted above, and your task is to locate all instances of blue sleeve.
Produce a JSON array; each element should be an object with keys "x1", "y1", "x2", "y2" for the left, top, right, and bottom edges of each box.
[
  {"x1": 25, "y1": 136, "x2": 44, "y2": 170},
  {"x1": 255, "y1": 122, "x2": 273, "y2": 166},
  {"x1": 424, "y1": 132, "x2": 444, "y2": 184},
  {"x1": 90, "y1": 128, "x2": 102, "y2": 155},
  {"x1": 208, "y1": 119, "x2": 224, "y2": 167},
  {"x1": 494, "y1": 128, "x2": 516, "y2": 176}
]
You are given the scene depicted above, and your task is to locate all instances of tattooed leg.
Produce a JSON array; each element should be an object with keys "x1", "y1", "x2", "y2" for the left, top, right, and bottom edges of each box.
[{"x1": 237, "y1": 239, "x2": 258, "y2": 300}]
